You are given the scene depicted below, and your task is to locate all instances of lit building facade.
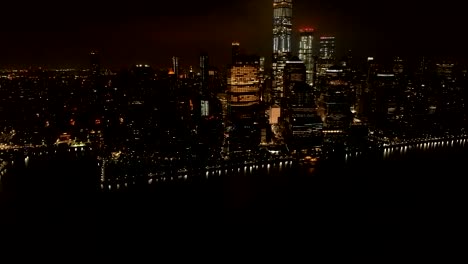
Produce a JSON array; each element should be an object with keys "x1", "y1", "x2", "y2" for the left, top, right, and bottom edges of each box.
[
  {"x1": 172, "y1": 56, "x2": 179, "y2": 79},
  {"x1": 283, "y1": 59, "x2": 322, "y2": 147},
  {"x1": 284, "y1": 59, "x2": 307, "y2": 98},
  {"x1": 227, "y1": 56, "x2": 262, "y2": 150},
  {"x1": 298, "y1": 28, "x2": 314, "y2": 86},
  {"x1": 319, "y1": 36, "x2": 335, "y2": 60},
  {"x1": 359, "y1": 59, "x2": 404, "y2": 132},
  {"x1": 200, "y1": 52, "x2": 209, "y2": 90},
  {"x1": 317, "y1": 36, "x2": 336, "y2": 76},
  {"x1": 372, "y1": 72, "x2": 402, "y2": 131},
  {"x1": 317, "y1": 66, "x2": 353, "y2": 131},
  {"x1": 272, "y1": 0, "x2": 293, "y2": 101},
  {"x1": 227, "y1": 63, "x2": 260, "y2": 114}
]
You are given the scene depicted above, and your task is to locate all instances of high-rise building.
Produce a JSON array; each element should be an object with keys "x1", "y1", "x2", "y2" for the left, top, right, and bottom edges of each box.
[
  {"x1": 319, "y1": 36, "x2": 335, "y2": 60},
  {"x1": 317, "y1": 65, "x2": 353, "y2": 132},
  {"x1": 172, "y1": 56, "x2": 179, "y2": 79},
  {"x1": 272, "y1": 0, "x2": 293, "y2": 101},
  {"x1": 227, "y1": 56, "x2": 262, "y2": 150},
  {"x1": 227, "y1": 58, "x2": 260, "y2": 115},
  {"x1": 317, "y1": 36, "x2": 336, "y2": 76},
  {"x1": 200, "y1": 52, "x2": 209, "y2": 89},
  {"x1": 284, "y1": 58, "x2": 307, "y2": 98},
  {"x1": 283, "y1": 58, "x2": 323, "y2": 148},
  {"x1": 89, "y1": 51, "x2": 101, "y2": 108},
  {"x1": 89, "y1": 51, "x2": 100, "y2": 76},
  {"x1": 228, "y1": 52, "x2": 260, "y2": 109},
  {"x1": 298, "y1": 28, "x2": 314, "y2": 86},
  {"x1": 259, "y1": 56, "x2": 265, "y2": 74},
  {"x1": 232, "y1": 42, "x2": 240, "y2": 64}
]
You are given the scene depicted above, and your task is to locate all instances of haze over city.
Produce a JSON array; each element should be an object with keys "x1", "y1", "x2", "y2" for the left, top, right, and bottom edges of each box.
[{"x1": 0, "y1": 0, "x2": 465, "y2": 68}]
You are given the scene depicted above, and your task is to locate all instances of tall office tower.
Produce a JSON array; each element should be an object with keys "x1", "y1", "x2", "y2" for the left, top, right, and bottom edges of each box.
[
  {"x1": 298, "y1": 27, "x2": 314, "y2": 86},
  {"x1": 227, "y1": 56, "x2": 261, "y2": 149},
  {"x1": 259, "y1": 56, "x2": 265, "y2": 74},
  {"x1": 316, "y1": 67, "x2": 352, "y2": 132},
  {"x1": 392, "y1": 56, "x2": 405, "y2": 76},
  {"x1": 172, "y1": 56, "x2": 179, "y2": 78},
  {"x1": 259, "y1": 56, "x2": 266, "y2": 98},
  {"x1": 232, "y1": 42, "x2": 241, "y2": 64},
  {"x1": 227, "y1": 57, "x2": 261, "y2": 116},
  {"x1": 283, "y1": 58, "x2": 323, "y2": 148},
  {"x1": 200, "y1": 52, "x2": 209, "y2": 89},
  {"x1": 361, "y1": 58, "x2": 405, "y2": 131},
  {"x1": 283, "y1": 57, "x2": 307, "y2": 98},
  {"x1": 89, "y1": 51, "x2": 101, "y2": 108},
  {"x1": 319, "y1": 36, "x2": 335, "y2": 60},
  {"x1": 188, "y1": 65, "x2": 195, "y2": 79},
  {"x1": 272, "y1": 0, "x2": 293, "y2": 101},
  {"x1": 317, "y1": 36, "x2": 336, "y2": 76},
  {"x1": 90, "y1": 51, "x2": 100, "y2": 76}
]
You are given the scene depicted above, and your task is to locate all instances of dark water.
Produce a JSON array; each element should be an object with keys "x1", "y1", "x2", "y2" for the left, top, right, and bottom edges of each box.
[{"x1": 1, "y1": 144, "x2": 467, "y2": 231}]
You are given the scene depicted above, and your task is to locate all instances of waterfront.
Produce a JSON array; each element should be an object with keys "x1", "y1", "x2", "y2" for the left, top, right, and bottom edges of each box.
[
  {"x1": 2, "y1": 137, "x2": 467, "y2": 209},
  {"x1": 1, "y1": 136, "x2": 467, "y2": 227}
]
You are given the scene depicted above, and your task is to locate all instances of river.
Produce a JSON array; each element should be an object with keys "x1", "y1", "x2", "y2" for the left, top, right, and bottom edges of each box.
[{"x1": 1, "y1": 139, "x2": 467, "y2": 227}]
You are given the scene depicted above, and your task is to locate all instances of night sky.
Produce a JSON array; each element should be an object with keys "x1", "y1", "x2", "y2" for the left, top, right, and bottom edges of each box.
[{"x1": 0, "y1": 0, "x2": 465, "y2": 69}]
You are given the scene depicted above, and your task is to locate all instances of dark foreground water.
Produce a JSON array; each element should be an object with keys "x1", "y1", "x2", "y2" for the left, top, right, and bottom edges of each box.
[{"x1": 1, "y1": 144, "x2": 467, "y2": 232}]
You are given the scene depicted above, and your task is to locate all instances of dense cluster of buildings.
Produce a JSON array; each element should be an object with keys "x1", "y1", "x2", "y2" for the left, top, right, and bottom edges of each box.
[{"x1": 1, "y1": 0, "x2": 468, "y2": 188}]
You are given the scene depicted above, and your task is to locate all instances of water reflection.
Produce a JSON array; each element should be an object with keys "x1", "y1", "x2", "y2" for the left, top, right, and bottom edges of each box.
[
  {"x1": 383, "y1": 138, "x2": 467, "y2": 160},
  {"x1": 307, "y1": 167, "x2": 316, "y2": 174}
]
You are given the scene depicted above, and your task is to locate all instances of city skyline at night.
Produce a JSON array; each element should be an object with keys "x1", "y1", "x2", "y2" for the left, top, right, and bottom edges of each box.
[
  {"x1": 0, "y1": 0, "x2": 466, "y2": 69},
  {"x1": 1, "y1": 0, "x2": 468, "y2": 227}
]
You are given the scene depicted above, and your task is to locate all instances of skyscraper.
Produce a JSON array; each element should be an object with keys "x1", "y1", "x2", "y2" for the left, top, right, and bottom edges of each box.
[
  {"x1": 272, "y1": 0, "x2": 293, "y2": 101},
  {"x1": 283, "y1": 57, "x2": 306, "y2": 99},
  {"x1": 89, "y1": 50, "x2": 101, "y2": 107},
  {"x1": 298, "y1": 28, "x2": 314, "y2": 86},
  {"x1": 317, "y1": 36, "x2": 336, "y2": 76},
  {"x1": 319, "y1": 36, "x2": 335, "y2": 60},
  {"x1": 228, "y1": 61, "x2": 260, "y2": 112},
  {"x1": 227, "y1": 55, "x2": 261, "y2": 150},
  {"x1": 172, "y1": 56, "x2": 179, "y2": 79},
  {"x1": 89, "y1": 51, "x2": 100, "y2": 76},
  {"x1": 283, "y1": 57, "x2": 322, "y2": 149},
  {"x1": 232, "y1": 42, "x2": 240, "y2": 64},
  {"x1": 200, "y1": 52, "x2": 209, "y2": 90}
]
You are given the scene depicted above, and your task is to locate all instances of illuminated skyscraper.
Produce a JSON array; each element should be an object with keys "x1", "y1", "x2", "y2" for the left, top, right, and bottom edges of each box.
[
  {"x1": 283, "y1": 58, "x2": 322, "y2": 148},
  {"x1": 259, "y1": 56, "x2": 265, "y2": 74},
  {"x1": 200, "y1": 52, "x2": 209, "y2": 89},
  {"x1": 283, "y1": 57, "x2": 306, "y2": 100},
  {"x1": 317, "y1": 36, "x2": 336, "y2": 76},
  {"x1": 172, "y1": 56, "x2": 179, "y2": 78},
  {"x1": 227, "y1": 56, "x2": 261, "y2": 150},
  {"x1": 272, "y1": 0, "x2": 293, "y2": 101},
  {"x1": 319, "y1": 36, "x2": 335, "y2": 60},
  {"x1": 298, "y1": 28, "x2": 314, "y2": 86},
  {"x1": 227, "y1": 56, "x2": 260, "y2": 118}
]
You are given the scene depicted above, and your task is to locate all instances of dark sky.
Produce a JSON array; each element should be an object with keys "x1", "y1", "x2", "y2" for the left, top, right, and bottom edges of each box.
[{"x1": 0, "y1": 0, "x2": 465, "y2": 69}]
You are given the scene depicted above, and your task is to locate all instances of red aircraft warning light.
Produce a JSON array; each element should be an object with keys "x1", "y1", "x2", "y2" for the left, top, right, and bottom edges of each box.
[{"x1": 299, "y1": 27, "x2": 315, "y2": 33}]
